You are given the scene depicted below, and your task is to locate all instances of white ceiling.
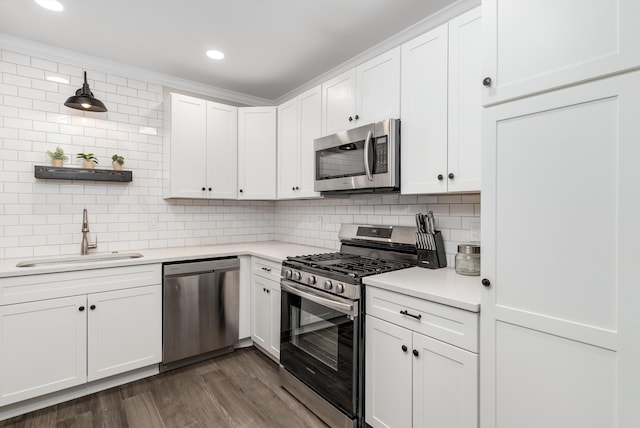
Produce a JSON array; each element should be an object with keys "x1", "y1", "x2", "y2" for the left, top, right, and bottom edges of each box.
[{"x1": 0, "y1": 0, "x2": 457, "y2": 101}]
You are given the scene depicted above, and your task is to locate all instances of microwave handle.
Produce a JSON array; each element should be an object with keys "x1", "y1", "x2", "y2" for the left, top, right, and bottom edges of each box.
[{"x1": 364, "y1": 130, "x2": 373, "y2": 181}]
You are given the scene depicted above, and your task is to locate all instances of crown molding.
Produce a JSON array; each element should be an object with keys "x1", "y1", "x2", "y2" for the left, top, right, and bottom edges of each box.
[
  {"x1": 273, "y1": 0, "x2": 480, "y2": 105},
  {"x1": 0, "y1": 33, "x2": 272, "y2": 106}
]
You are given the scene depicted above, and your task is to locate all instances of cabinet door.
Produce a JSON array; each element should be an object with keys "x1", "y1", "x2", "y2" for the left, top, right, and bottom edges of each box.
[
  {"x1": 365, "y1": 315, "x2": 412, "y2": 428},
  {"x1": 251, "y1": 275, "x2": 271, "y2": 350},
  {"x1": 482, "y1": 0, "x2": 640, "y2": 105},
  {"x1": 268, "y1": 285, "x2": 281, "y2": 359},
  {"x1": 447, "y1": 7, "x2": 481, "y2": 193},
  {"x1": 206, "y1": 101, "x2": 238, "y2": 199},
  {"x1": 400, "y1": 23, "x2": 449, "y2": 195},
  {"x1": 321, "y1": 69, "x2": 356, "y2": 136},
  {"x1": 277, "y1": 97, "x2": 299, "y2": 199},
  {"x1": 297, "y1": 85, "x2": 322, "y2": 198},
  {"x1": 412, "y1": 332, "x2": 478, "y2": 428},
  {"x1": 0, "y1": 296, "x2": 87, "y2": 406},
  {"x1": 481, "y1": 73, "x2": 640, "y2": 427},
  {"x1": 238, "y1": 106, "x2": 277, "y2": 199},
  {"x1": 170, "y1": 93, "x2": 208, "y2": 198},
  {"x1": 355, "y1": 47, "x2": 400, "y2": 125},
  {"x1": 87, "y1": 285, "x2": 162, "y2": 382}
]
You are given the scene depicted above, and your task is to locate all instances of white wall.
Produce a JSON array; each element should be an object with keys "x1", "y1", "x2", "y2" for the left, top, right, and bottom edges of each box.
[{"x1": 0, "y1": 46, "x2": 480, "y2": 261}]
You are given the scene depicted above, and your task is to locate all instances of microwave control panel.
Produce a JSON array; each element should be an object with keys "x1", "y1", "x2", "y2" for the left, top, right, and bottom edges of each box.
[{"x1": 374, "y1": 136, "x2": 388, "y2": 174}]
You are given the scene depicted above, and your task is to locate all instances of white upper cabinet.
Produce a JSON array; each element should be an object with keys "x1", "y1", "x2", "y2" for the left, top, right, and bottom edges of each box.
[
  {"x1": 401, "y1": 7, "x2": 481, "y2": 195},
  {"x1": 321, "y1": 48, "x2": 400, "y2": 136},
  {"x1": 167, "y1": 93, "x2": 237, "y2": 199},
  {"x1": 206, "y1": 101, "x2": 238, "y2": 199},
  {"x1": 168, "y1": 93, "x2": 208, "y2": 198},
  {"x1": 481, "y1": 72, "x2": 640, "y2": 427},
  {"x1": 277, "y1": 97, "x2": 299, "y2": 200},
  {"x1": 238, "y1": 106, "x2": 277, "y2": 200},
  {"x1": 277, "y1": 85, "x2": 322, "y2": 199},
  {"x1": 482, "y1": 0, "x2": 640, "y2": 106}
]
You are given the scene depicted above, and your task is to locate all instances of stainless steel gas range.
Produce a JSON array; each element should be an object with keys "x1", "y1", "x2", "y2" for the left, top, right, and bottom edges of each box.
[{"x1": 279, "y1": 224, "x2": 417, "y2": 428}]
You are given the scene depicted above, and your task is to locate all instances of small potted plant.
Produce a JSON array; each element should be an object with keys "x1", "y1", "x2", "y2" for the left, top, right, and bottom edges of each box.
[
  {"x1": 77, "y1": 153, "x2": 99, "y2": 169},
  {"x1": 46, "y1": 146, "x2": 68, "y2": 167},
  {"x1": 112, "y1": 154, "x2": 125, "y2": 171}
]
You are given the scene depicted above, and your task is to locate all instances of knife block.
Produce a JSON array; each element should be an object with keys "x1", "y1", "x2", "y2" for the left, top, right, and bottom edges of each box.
[{"x1": 416, "y1": 231, "x2": 447, "y2": 269}]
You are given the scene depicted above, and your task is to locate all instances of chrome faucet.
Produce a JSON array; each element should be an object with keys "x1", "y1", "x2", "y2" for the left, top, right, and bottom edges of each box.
[{"x1": 81, "y1": 208, "x2": 98, "y2": 255}]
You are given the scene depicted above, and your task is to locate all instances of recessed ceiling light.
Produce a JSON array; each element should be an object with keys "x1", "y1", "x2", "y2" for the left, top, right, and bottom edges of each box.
[
  {"x1": 206, "y1": 50, "x2": 225, "y2": 60},
  {"x1": 35, "y1": 0, "x2": 64, "y2": 12},
  {"x1": 46, "y1": 75, "x2": 69, "y2": 84}
]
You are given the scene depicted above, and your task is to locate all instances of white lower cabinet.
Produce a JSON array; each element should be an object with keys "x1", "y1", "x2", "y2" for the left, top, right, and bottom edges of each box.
[
  {"x1": 0, "y1": 265, "x2": 162, "y2": 407},
  {"x1": 87, "y1": 286, "x2": 162, "y2": 382},
  {"x1": 0, "y1": 296, "x2": 87, "y2": 406},
  {"x1": 250, "y1": 258, "x2": 281, "y2": 360},
  {"x1": 366, "y1": 288, "x2": 478, "y2": 428}
]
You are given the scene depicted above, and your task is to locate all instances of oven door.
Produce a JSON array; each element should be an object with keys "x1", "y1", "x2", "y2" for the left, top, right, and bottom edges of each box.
[{"x1": 280, "y1": 280, "x2": 360, "y2": 418}]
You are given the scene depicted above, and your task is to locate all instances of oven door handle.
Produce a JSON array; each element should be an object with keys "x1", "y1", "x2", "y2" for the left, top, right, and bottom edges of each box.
[
  {"x1": 364, "y1": 130, "x2": 373, "y2": 181},
  {"x1": 281, "y1": 280, "x2": 358, "y2": 317}
]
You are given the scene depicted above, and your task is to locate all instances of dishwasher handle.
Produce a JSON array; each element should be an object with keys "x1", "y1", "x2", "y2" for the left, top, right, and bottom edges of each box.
[{"x1": 163, "y1": 258, "x2": 239, "y2": 277}]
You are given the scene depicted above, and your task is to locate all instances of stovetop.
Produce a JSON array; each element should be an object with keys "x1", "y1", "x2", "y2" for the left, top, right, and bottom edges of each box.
[{"x1": 285, "y1": 252, "x2": 412, "y2": 279}]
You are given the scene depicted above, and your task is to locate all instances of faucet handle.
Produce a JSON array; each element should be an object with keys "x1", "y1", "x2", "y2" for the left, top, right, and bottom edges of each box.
[{"x1": 88, "y1": 236, "x2": 98, "y2": 250}]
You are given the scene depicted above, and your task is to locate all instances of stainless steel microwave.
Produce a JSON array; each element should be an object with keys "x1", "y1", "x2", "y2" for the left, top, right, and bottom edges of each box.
[{"x1": 314, "y1": 119, "x2": 400, "y2": 193}]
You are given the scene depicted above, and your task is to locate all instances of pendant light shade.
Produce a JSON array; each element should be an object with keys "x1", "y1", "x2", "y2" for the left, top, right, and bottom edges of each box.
[{"x1": 64, "y1": 71, "x2": 107, "y2": 112}]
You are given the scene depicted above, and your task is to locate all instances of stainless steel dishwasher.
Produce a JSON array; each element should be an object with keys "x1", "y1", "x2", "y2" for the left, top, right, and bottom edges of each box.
[{"x1": 162, "y1": 258, "x2": 239, "y2": 371}]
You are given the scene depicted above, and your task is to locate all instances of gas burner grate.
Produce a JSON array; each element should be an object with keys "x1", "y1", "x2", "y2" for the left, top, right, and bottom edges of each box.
[{"x1": 286, "y1": 252, "x2": 411, "y2": 279}]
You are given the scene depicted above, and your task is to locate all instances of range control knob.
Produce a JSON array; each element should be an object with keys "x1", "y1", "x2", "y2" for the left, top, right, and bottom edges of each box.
[
  {"x1": 292, "y1": 271, "x2": 302, "y2": 281},
  {"x1": 323, "y1": 280, "x2": 333, "y2": 291},
  {"x1": 284, "y1": 269, "x2": 293, "y2": 279},
  {"x1": 335, "y1": 283, "x2": 345, "y2": 294},
  {"x1": 307, "y1": 276, "x2": 317, "y2": 285}
]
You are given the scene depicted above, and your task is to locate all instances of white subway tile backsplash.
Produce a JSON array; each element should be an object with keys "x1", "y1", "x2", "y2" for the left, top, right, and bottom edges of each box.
[{"x1": 1, "y1": 47, "x2": 481, "y2": 257}]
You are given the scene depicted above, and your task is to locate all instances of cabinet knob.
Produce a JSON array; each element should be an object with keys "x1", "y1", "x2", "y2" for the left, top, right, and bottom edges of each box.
[
  {"x1": 295, "y1": 186, "x2": 299, "y2": 190},
  {"x1": 482, "y1": 278, "x2": 491, "y2": 288},
  {"x1": 208, "y1": 187, "x2": 212, "y2": 192},
  {"x1": 412, "y1": 349, "x2": 419, "y2": 357},
  {"x1": 483, "y1": 77, "x2": 492, "y2": 87},
  {"x1": 239, "y1": 189, "x2": 243, "y2": 193},
  {"x1": 90, "y1": 304, "x2": 96, "y2": 310},
  {"x1": 266, "y1": 289, "x2": 270, "y2": 294},
  {"x1": 79, "y1": 306, "x2": 85, "y2": 312},
  {"x1": 448, "y1": 172, "x2": 455, "y2": 179},
  {"x1": 348, "y1": 116, "x2": 353, "y2": 122},
  {"x1": 401, "y1": 345, "x2": 408, "y2": 352},
  {"x1": 354, "y1": 114, "x2": 359, "y2": 120},
  {"x1": 437, "y1": 174, "x2": 444, "y2": 181},
  {"x1": 201, "y1": 187, "x2": 206, "y2": 191}
]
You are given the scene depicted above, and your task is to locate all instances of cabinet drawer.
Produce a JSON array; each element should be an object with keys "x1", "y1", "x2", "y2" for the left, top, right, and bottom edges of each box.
[
  {"x1": 366, "y1": 287, "x2": 478, "y2": 352},
  {"x1": 0, "y1": 264, "x2": 162, "y2": 306},
  {"x1": 251, "y1": 258, "x2": 282, "y2": 282}
]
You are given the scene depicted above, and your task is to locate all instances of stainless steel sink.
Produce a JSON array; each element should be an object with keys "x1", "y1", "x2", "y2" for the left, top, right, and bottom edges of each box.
[{"x1": 16, "y1": 252, "x2": 144, "y2": 267}]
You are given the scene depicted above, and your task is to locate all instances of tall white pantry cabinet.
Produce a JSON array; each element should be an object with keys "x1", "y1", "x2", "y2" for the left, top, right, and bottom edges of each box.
[{"x1": 480, "y1": 1, "x2": 640, "y2": 427}]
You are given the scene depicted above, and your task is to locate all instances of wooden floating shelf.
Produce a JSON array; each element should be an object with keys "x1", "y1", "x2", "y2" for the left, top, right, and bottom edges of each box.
[{"x1": 34, "y1": 165, "x2": 133, "y2": 182}]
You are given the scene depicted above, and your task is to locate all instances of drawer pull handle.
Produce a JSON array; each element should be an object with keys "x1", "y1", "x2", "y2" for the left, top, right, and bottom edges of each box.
[
  {"x1": 261, "y1": 267, "x2": 272, "y2": 272},
  {"x1": 400, "y1": 309, "x2": 422, "y2": 321}
]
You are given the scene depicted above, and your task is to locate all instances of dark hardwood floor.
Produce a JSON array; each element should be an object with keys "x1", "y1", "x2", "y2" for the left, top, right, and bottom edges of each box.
[{"x1": 0, "y1": 347, "x2": 328, "y2": 428}]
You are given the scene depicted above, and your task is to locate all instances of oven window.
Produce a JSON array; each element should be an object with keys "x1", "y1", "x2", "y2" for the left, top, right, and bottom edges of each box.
[
  {"x1": 316, "y1": 140, "x2": 366, "y2": 180},
  {"x1": 289, "y1": 300, "x2": 344, "y2": 370}
]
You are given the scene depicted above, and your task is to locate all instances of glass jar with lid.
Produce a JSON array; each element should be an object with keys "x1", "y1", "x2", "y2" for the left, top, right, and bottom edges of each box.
[{"x1": 455, "y1": 244, "x2": 480, "y2": 276}]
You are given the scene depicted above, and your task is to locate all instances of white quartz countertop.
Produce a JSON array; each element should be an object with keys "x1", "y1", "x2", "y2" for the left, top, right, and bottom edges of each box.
[
  {"x1": 363, "y1": 267, "x2": 482, "y2": 312},
  {"x1": 0, "y1": 241, "x2": 332, "y2": 278}
]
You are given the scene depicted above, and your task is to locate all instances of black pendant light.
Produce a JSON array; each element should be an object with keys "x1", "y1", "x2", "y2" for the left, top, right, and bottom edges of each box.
[{"x1": 64, "y1": 71, "x2": 108, "y2": 112}]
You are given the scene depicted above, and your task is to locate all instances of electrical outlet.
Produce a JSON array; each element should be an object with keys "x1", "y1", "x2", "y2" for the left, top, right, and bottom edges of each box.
[
  {"x1": 470, "y1": 222, "x2": 481, "y2": 241},
  {"x1": 150, "y1": 214, "x2": 158, "y2": 229}
]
